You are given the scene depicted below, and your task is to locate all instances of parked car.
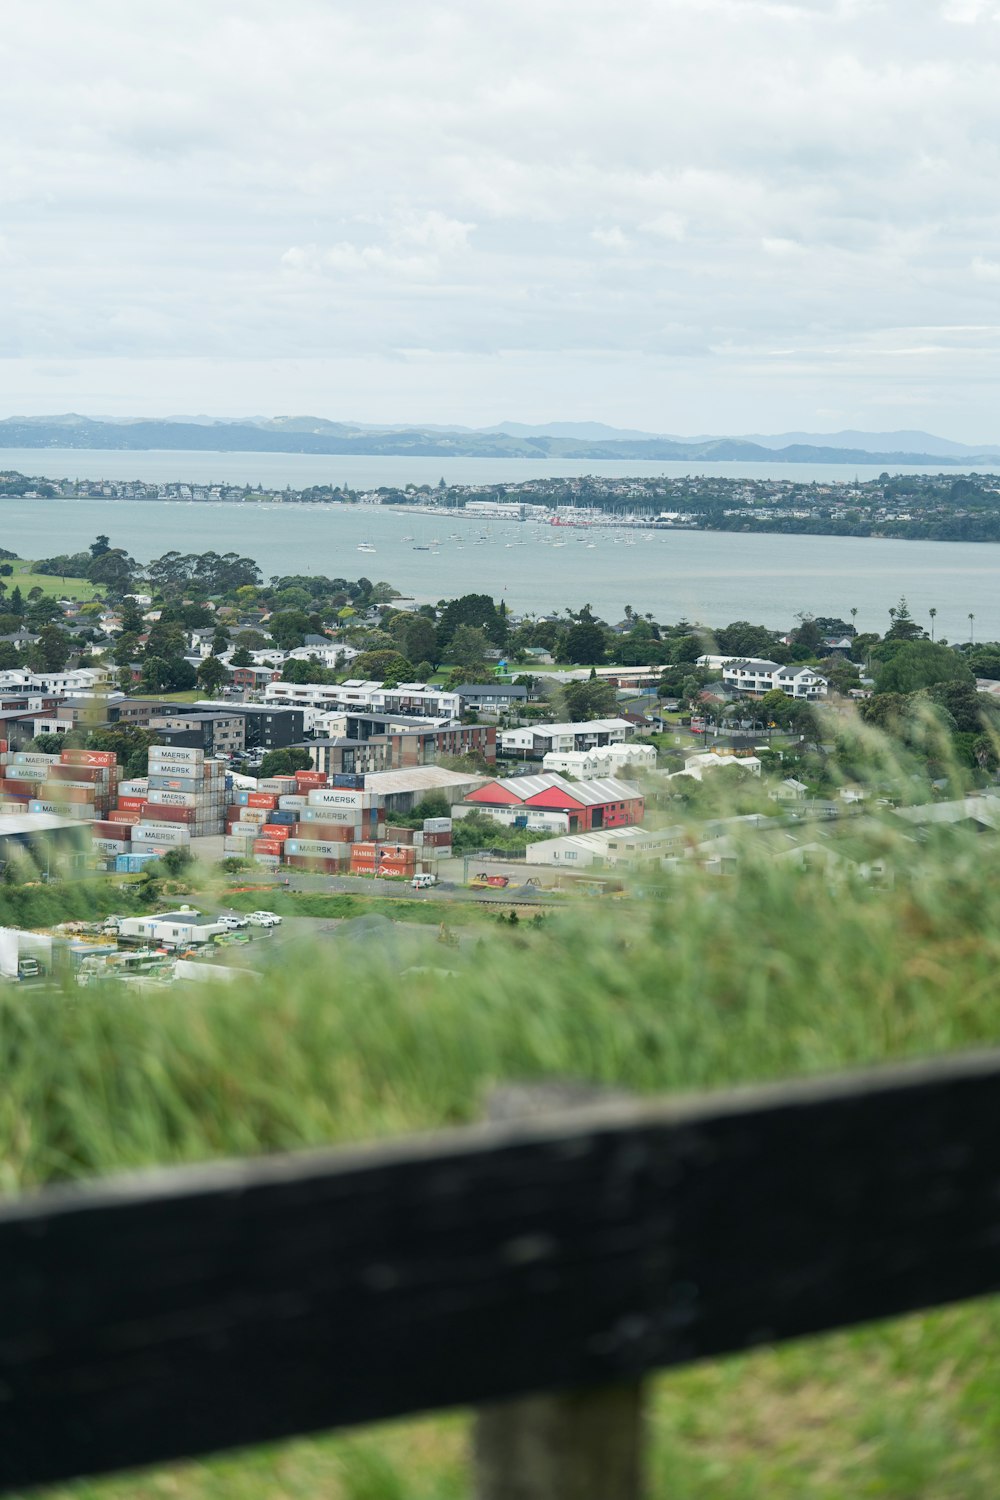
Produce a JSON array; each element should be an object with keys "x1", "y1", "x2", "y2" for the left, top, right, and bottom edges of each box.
[
  {"x1": 247, "y1": 911, "x2": 282, "y2": 927},
  {"x1": 411, "y1": 873, "x2": 438, "y2": 889},
  {"x1": 217, "y1": 915, "x2": 248, "y2": 931}
]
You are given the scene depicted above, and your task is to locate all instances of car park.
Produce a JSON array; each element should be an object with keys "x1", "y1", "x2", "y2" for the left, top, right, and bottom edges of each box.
[{"x1": 247, "y1": 911, "x2": 282, "y2": 927}]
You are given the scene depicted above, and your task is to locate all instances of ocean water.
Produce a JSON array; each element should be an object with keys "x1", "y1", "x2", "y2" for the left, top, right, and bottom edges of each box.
[
  {"x1": 1, "y1": 489, "x2": 998, "y2": 638},
  {"x1": 1, "y1": 446, "x2": 997, "y2": 490}
]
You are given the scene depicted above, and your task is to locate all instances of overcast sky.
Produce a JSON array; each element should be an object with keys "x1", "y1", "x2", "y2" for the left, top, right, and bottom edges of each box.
[{"x1": 2, "y1": 0, "x2": 999, "y2": 437}]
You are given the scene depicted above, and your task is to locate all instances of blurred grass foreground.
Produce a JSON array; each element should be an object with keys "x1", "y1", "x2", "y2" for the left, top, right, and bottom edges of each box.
[{"x1": 6, "y1": 729, "x2": 1000, "y2": 1498}]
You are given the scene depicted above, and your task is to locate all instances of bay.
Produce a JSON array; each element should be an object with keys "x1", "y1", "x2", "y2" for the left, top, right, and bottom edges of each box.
[{"x1": 2, "y1": 490, "x2": 999, "y2": 640}]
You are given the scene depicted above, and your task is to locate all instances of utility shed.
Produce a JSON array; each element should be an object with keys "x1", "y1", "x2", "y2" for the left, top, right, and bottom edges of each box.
[{"x1": 117, "y1": 908, "x2": 225, "y2": 948}]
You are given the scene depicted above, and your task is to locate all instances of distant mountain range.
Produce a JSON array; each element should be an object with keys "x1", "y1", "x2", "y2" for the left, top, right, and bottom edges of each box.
[{"x1": 1, "y1": 414, "x2": 998, "y2": 465}]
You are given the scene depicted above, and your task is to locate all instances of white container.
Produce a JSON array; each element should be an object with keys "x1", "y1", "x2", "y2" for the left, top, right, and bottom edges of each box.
[
  {"x1": 147, "y1": 789, "x2": 200, "y2": 807},
  {"x1": 132, "y1": 823, "x2": 191, "y2": 846},
  {"x1": 307, "y1": 788, "x2": 376, "y2": 810},
  {"x1": 278, "y1": 795, "x2": 307, "y2": 810},
  {"x1": 148, "y1": 746, "x2": 204, "y2": 767},
  {"x1": 92, "y1": 837, "x2": 129, "y2": 854}
]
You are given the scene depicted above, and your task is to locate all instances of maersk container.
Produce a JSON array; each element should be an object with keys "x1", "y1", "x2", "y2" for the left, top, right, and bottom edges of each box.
[{"x1": 277, "y1": 795, "x2": 307, "y2": 811}]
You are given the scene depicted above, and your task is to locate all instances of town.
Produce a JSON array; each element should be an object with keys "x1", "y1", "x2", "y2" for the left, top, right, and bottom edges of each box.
[
  {"x1": 2, "y1": 533, "x2": 998, "y2": 985},
  {"x1": 5, "y1": 466, "x2": 1000, "y2": 543}
]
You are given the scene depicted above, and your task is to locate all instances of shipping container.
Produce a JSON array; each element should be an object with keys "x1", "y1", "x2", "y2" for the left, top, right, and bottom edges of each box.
[
  {"x1": 332, "y1": 773, "x2": 366, "y2": 789},
  {"x1": 47, "y1": 764, "x2": 112, "y2": 784},
  {"x1": 131, "y1": 823, "x2": 191, "y2": 845},
  {"x1": 146, "y1": 789, "x2": 200, "y2": 807},
  {"x1": 114, "y1": 853, "x2": 161, "y2": 873},
  {"x1": 117, "y1": 795, "x2": 147, "y2": 812},
  {"x1": 92, "y1": 838, "x2": 129, "y2": 855},
  {"x1": 285, "y1": 839, "x2": 347, "y2": 858},
  {"x1": 267, "y1": 810, "x2": 297, "y2": 825},
  {"x1": 253, "y1": 840, "x2": 282, "y2": 856},
  {"x1": 423, "y1": 817, "x2": 453, "y2": 833},
  {"x1": 11, "y1": 752, "x2": 60, "y2": 766},
  {"x1": 307, "y1": 788, "x2": 375, "y2": 809},
  {"x1": 261, "y1": 824, "x2": 291, "y2": 841},
  {"x1": 277, "y1": 795, "x2": 307, "y2": 811},
  {"x1": 109, "y1": 810, "x2": 142, "y2": 826},
  {"x1": 60, "y1": 748, "x2": 117, "y2": 768},
  {"x1": 148, "y1": 745, "x2": 204, "y2": 766}
]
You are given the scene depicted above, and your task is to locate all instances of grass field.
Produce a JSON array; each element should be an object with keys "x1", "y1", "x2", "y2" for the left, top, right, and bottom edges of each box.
[
  {"x1": 7, "y1": 794, "x2": 1000, "y2": 1496},
  {"x1": 5, "y1": 559, "x2": 99, "y2": 601}
]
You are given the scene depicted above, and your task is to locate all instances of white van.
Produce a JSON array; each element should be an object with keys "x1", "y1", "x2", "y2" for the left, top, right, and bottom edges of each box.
[{"x1": 411, "y1": 873, "x2": 438, "y2": 890}]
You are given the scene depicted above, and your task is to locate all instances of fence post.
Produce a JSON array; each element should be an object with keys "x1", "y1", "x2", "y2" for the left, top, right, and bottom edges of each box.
[{"x1": 472, "y1": 1083, "x2": 645, "y2": 1500}]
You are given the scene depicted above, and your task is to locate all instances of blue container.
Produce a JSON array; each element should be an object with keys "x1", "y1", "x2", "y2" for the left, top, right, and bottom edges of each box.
[{"x1": 269, "y1": 810, "x2": 297, "y2": 825}]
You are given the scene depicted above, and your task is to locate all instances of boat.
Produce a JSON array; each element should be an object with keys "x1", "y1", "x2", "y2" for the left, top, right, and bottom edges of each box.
[
  {"x1": 357, "y1": 542, "x2": 376, "y2": 554},
  {"x1": 413, "y1": 545, "x2": 430, "y2": 551}
]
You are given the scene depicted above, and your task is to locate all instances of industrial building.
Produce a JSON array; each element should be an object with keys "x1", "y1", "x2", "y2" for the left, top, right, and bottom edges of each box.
[{"x1": 460, "y1": 773, "x2": 644, "y2": 833}]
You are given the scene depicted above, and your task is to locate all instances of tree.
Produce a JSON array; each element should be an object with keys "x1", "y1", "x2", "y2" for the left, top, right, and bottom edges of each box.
[
  {"x1": 561, "y1": 678, "x2": 618, "y2": 720},
  {"x1": 714, "y1": 621, "x2": 778, "y2": 657},
  {"x1": 197, "y1": 655, "x2": 229, "y2": 695},
  {"x1": 449, "y1": 624, "x2": 492, "y2": 672},
  {"x1": 257, "y1": 747, "x2": 314, "y2": 779},
  {"x1": 400, "y1": 613, "x2": 438, "y2": 667},
  {"x1": 86, "y1": 549, "x2": 134, "y2": 595},
  {"x1": 266, "y1": 610, "x2": 314, "y2": 650},
  {"x1": 89, "y1": 535, "x2": 111, "y2": 559},
  {"x1": 436, "y1": 593, "x2": 508, "y2": 656},
  {"x1": 9, "y1": 586, "x2": 23, "y2": 617},
  {"x1": 884, "y1": 597, "x2": 923, "y2": 642},
  {"x1": 874, "y1": 641, "x2": 974, "y2": 695},
  {"x1": 28, "y1": 624, "x2": 72, "y2": 672},
  {"x1": 561, "y1": 620, "x2": 606, "y2": 665},
  {"x1": 231, "y1": 646, "x2": 253, "y2": 668},
  {"x1": 211, "y1": 627, "x2": 230, "y2": 655},
  {"x1": 929, "y1": 607, "x2": 937, "y2": 642},
  {"x1": 352, "y1": 649, "x2": 414, "y2": 681}
]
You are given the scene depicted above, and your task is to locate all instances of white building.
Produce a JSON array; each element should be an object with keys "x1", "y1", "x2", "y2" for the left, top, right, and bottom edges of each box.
[
  {"x1": 542, "y1": 743, "x2": 657, "y2": 778},
  {"x1": 670, "y1": 751, "x2": 762, "y2": 782},
  {"x1": 118, "y1": 907, "x2": 226, "y2": 948},
  {"x1": 525, "y1": 825, "x2": 686, "y2": 869},
  {"x1": 721, "y1": 660, "x2": 827, "y2": 699},
  {"x1": 500, "y1": 718, "x2": 636, "y2": 759}
]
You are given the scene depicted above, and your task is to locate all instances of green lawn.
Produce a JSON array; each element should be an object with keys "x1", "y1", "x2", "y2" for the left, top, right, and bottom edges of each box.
[
  {"x1": 8, "y1": 788, "x2": 1000, "y2": 1496},
  {"x1": 6, "y1": 559, "x2": 99, "y2": 601}
]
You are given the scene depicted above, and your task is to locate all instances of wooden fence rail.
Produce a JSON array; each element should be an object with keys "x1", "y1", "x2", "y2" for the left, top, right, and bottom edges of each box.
[{"x1": 2, "y1": 1047, "x2": 1000, "y2": 1493}]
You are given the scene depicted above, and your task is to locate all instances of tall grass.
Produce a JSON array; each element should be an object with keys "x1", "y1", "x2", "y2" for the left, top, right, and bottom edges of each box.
[{"x1": 8, "y1": 736, "x2": 1000, "y2": 1497}]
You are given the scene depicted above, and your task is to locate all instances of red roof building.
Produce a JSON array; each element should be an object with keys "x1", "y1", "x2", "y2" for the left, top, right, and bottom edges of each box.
[{"x1": 464, "y1": 773, "x2": 643, "y2": 833}]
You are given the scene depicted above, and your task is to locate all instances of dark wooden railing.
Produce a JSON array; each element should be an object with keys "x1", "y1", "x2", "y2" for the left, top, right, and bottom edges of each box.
[{"x1": 2, "y1": 1048, "x2": 1000, "y2": 1497}]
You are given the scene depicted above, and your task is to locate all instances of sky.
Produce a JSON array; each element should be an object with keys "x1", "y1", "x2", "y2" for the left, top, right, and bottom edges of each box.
[{"x1": 2, "y1": 0, "x2": 1000, "y2": 438}]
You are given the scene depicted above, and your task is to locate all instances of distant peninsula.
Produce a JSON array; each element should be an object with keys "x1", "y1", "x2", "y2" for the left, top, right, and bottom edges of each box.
[{"x1": 2, "y1": 413, "x2": 999, "y2": 467}]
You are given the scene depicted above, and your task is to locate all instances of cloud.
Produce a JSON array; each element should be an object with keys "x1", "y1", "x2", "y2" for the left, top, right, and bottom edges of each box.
[
  {"x1": 0, "y1": 0, "x2": 998, "y2": 434},
  {"x1": 591, "y1": 226, "x2": 630, "y2": 251}
]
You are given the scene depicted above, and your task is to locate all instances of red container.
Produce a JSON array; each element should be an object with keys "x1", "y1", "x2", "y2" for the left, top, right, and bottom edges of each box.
[
  {"x1": 43, "y1": 784, "x2": 94, "y2": 804},
  {"x1": 261, "y1": 824, "x2": 290, "y2": 841},
  {"x1": 92, "y1": 820, "x2": 124, "y2": 840},
  {"x1": 253, "y1": 839, "x2": 282, "y2": 855},
  {"x1": 146, "y1": 804, "x2": 196, "y2": 823},
  {"x1": 1, "y1": 779, "x2": 36, "y2": 797},
  {"x1": 47, "y1": 764, "x2": 109, "y2": 783},
  {"x1": 109, "y1": 810, "x2": 141, "y2": 826},
  {"x1": 118, "y1": 796, "x2": 147, "y2": 812},
  {"x1": 295, "y1": 821, "x2": 354, "y2": 842},
  {"x1": 61, "y1": 748, "x2": 116, "y2": 768},
  {"x1": 247, "y1": 792, "x2": 277, "y2": 810}
]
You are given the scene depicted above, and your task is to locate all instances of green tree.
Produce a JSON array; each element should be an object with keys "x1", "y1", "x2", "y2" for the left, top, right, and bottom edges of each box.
[
  {"x1": 449, "y1": 624, "x2": 492, "y2": 672},
  {"x1": 561, "y1": 620, "x2": 607, "y2": 665},
  {"x1": 28, "y1": 625, "x2": 73, "y2": 672},
  {"x1": 89, "y1": 535, "x2": 111, "y2": 559},
  {"x1": 352, "y1": 649, "x2": 414, "y2": 680},
  {"x1": 257, "y1": 747, "x2": 313, "y2": 779},
  {"x1": 400, "y1": 613, "x2": 438, "y2": 667},
  {"x1": 561, "y1": 678, "x2": 618, "y2": 720},
  {"x1": 197, "y1": 655, "x2": 229, "y2": 695},
  {"x1": 874, "y1": 641, "x2": 974, "y2": 695},
  {"x1": 436, "y1": 593, "x2": 508, "y2": 656}
]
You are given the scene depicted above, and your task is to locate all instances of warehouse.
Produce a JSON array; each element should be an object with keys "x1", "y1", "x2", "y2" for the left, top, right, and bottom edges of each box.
[
  {"x1": 525, "y1": 825, "x2": 685, "y2": 870},
  {"x1": 0, "y1": 812, "x2": 92, "y2": 876},
  {"x1": 460, "y1": 773, "x2": 644, "y2": 833}
]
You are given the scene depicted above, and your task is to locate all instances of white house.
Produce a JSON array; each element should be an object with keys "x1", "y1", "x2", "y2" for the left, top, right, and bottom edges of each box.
[
  {"x1": 500, "y1": 718, "x2": 636, "y2": 759},
  {"x1": 542, "y1": 743, "x2": 657, "y2": 778},
  {"x1": 721, "y1": 659, "x2": 827, "y2": 699},
  {"x1": 670, "y1": 751, "x2": 762, "y2": 782}
]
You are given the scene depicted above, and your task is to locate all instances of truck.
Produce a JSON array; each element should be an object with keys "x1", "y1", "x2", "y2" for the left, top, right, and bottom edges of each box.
[
  {"x1": 470, "y1": 873, "x2": 510, "y2": 889},
  {"x1": 16, "y1": 957, "x2": 42, "y2": 981}
]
